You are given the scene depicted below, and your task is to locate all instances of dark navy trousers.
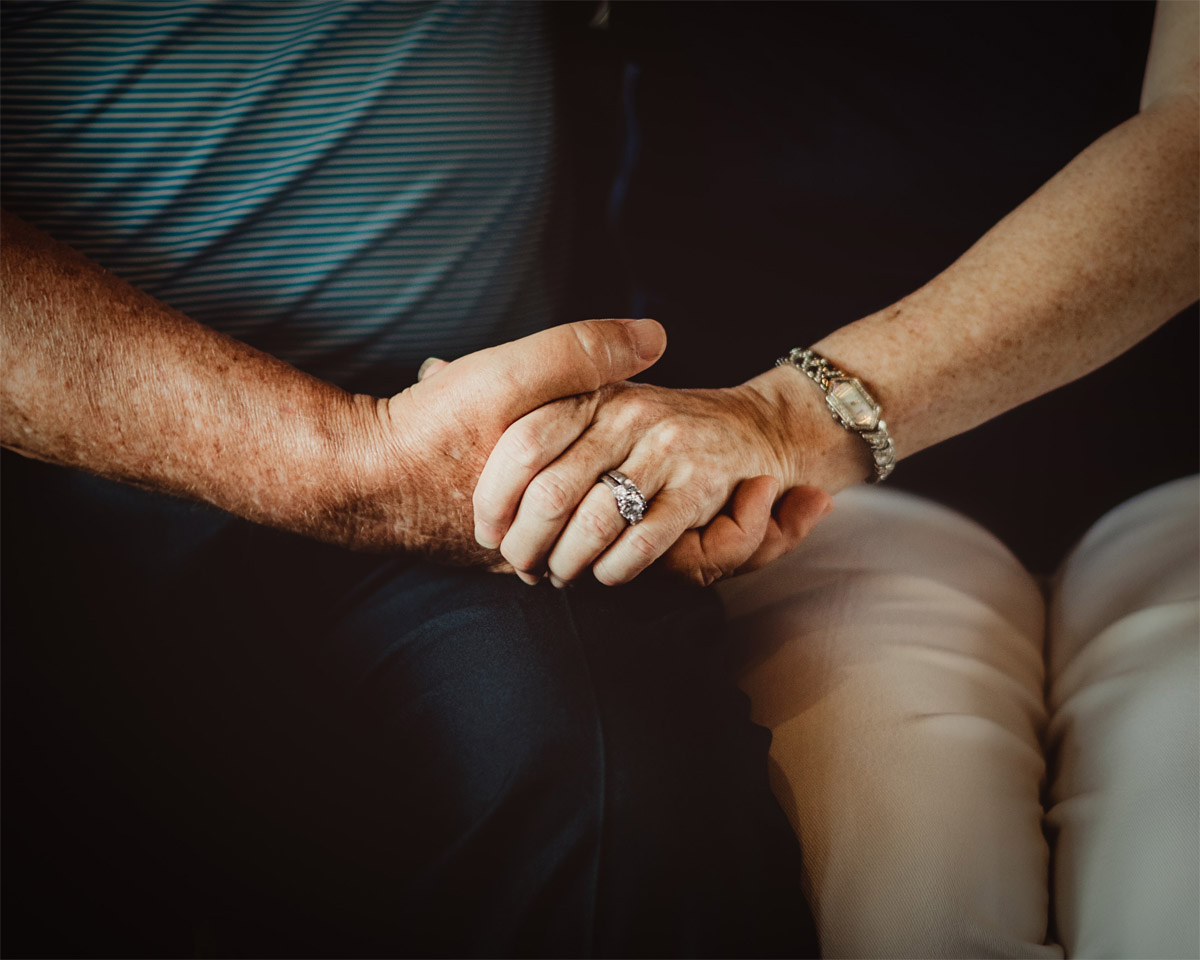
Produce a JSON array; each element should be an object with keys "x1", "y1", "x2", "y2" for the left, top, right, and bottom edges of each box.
[{"x1": 3, "y1": 453, "x2": 818, "y2": 958}]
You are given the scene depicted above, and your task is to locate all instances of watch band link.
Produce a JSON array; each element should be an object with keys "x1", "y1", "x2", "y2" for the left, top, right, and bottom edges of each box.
[{"x1": 776, "y1": 347, "x2": 896, "y2": 483}]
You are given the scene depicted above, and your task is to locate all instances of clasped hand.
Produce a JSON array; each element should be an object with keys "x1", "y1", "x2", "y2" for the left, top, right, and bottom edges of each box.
[{"x1": 470, "y1": 378, "x2": 833, "y2": 587}]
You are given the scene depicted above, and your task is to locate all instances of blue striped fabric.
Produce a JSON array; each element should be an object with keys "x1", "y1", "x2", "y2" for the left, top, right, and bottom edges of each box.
[{"x1": 1, "y1": 0, "x2": 559, "y2": 392}]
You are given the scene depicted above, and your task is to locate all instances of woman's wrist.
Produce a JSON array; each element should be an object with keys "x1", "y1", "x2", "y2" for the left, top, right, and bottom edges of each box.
[{"x1": 743, "y1": 363, "x2": 872, "y2": 495}]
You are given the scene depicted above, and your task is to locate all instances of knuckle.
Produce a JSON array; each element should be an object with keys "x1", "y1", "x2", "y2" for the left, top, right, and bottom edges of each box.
[
  {"x1": 471, "y1": 490, "x2": 492, "y2": 522},
  {"x1": 687, "y1": 560, "x2": 720, "y2": 587},
  {"x1": 504, "y1": 422, "x2": 547, "y2": 470},
  {"x1": 699, "y1": 563, "x2": 725, "y2": 587},
  {"x1": 568, "y1": 322, "x2": 614, "y2": 389},
  {"x1": 525, "y1": 471, "x2": 573, "y2": 521},
  {"x1": 470, "y1": 475, "x2": 508, "y2": 513},
  {"x1": 693, "y1": 547, "x2": 735, "y2": 587},
  {"x1": 576, "y1": 503, "x2": 617, "y2": 542},
  {"x1": 713, "y1": 552, "x2": 740, "y2": 581},
  {"x1": 472, "y1": 484, "x2": 507, "y2": 523},
  {"x1": 624, "y1": 527, "x2": 663, "y2": 563},
  {"x1": 656, "y1": 418, "x2": 687, "y2": 447},
  {"x1": 690, "y1": 471, "x2": 720, "y2": 506},
  {"x1": 500, "y1": 540, "x2": 538, "y2": 575},
  {"x1": 619, "y1": 394, "x2": 659, "y2": 431},
  {"x1": 670, "y1": 485, "x2": 706, "y2": 522}
]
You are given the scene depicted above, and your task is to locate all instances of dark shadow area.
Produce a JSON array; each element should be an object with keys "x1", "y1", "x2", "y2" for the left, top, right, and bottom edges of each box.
[
  {"x1": 554, "y1": 0, "x2": 1196, "y2": 573},
  {"x1": 3, "y1": 4, "x2": 1196, "y2": 956}
]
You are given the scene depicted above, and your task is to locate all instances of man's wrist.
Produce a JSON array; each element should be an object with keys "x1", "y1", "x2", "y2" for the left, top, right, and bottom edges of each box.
[
  {"x1": 229, "y1": 385, "x2": 371, "y2": 549},
  {"x1": 331, "y1": 387, "x2": 503, "y2": 565},
  {"x1": 305, "y1": 390, "x2": 417, "y2": 552}
]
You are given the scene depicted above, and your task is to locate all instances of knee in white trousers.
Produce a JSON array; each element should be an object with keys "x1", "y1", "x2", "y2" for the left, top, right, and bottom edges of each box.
[{"x1": 720, "y1": 478, "x2": 1199, "y2": 959}]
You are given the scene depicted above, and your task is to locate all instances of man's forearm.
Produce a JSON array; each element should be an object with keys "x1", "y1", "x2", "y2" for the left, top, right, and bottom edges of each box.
[
  {"x1": 1, "y1": 209, "x2": 375, "y2": 544},
  {"x1": 1, "y1": 210, "x2": 666, "y2": 561}
]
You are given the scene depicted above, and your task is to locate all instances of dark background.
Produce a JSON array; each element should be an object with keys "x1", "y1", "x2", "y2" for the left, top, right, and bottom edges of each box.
[
  {"x1": 2, "y1": 3, "x2": 1197, "y2": 956},
  {"x1": 553, "y1": 0, "x2": 1197, "y2": 574}
]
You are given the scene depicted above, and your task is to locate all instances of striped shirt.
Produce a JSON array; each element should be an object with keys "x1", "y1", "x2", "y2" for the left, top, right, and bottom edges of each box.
[{"x1": 1, "y1": 0, "x2": 559, "y2": 392}]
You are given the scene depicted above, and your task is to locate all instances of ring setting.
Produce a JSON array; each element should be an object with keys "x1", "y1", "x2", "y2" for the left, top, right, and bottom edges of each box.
[{"x1": 599, "y1": 470, "x2": 649, "y2": 525}]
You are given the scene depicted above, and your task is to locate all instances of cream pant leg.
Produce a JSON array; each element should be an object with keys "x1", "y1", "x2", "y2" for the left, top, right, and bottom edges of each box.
[
  {"x1": 720, "y1": 480, "x2": 1199, "y2": 959},
  {"x1": 720, "y1": 486, "x2": 1057, "y2": 958},
  {"x1": 1046, "y1": 476, "x2": 1199, "y2": 960}
]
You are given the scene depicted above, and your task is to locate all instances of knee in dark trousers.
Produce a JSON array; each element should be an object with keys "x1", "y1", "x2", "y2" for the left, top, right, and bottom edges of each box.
[
  {"x1": 4, "y1": 460, "x2": 817, "y2": 958},
  {"x1": 276, "y1": 565, "x2": 818, "y2": 958}
]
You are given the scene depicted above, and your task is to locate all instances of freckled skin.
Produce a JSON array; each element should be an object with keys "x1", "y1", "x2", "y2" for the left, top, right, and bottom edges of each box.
[
  {"x1": 0, "y1": 212, "x2": 661, "y2": 566},
  {"x1": 1, "y1": 4, "x2": 1196, "y2": 584},
  {"x1": 476, "y1": 2, "x2": 1197, "y2": 585},
  {"x1": 755, "y1": 6, "x2": 1199, "y2": 489},
  {"x1": 479, "y1": 379, "x2": 838, "y2": 586},
  {"x1": 807, "y1": 6, "x2": 1198, "y2": 466}
]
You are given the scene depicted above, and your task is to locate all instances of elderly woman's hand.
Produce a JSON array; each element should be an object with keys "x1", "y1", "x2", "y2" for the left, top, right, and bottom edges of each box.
[{"x1": 471, "y1": 379, "x2": 837, "y2": 587}]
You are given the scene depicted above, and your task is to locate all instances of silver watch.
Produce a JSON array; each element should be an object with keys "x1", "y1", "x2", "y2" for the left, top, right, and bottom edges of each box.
[{"x1": 776, "y1": 347, "x2": 896, "y2": 483}]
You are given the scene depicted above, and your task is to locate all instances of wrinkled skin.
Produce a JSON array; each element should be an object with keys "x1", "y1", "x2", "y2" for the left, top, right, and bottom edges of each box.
[
  {"x1": 335, "y1": 319, "x2": 668, "y2": 565},
  {"x1": 473, "y1": 380, "x2": 834, "y2": 586}
]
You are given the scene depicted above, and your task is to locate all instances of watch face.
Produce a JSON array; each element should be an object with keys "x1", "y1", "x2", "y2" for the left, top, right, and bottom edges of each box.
[{"x1": 826, "y1": 377, "x2": 880, "y2": 430}]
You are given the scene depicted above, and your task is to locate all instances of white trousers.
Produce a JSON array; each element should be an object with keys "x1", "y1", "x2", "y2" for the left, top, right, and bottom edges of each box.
[{"x1": 719, "y1": 477, "x2": 1199, "y2": 959}]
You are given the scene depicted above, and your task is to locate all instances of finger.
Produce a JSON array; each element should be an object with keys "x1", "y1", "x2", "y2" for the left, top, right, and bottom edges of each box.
[
  {"x1": 737, "y1": 485, "x2": 834, "y2": 574},
  {"x1": 589, "y1": 482, "x2": 717, "y2": 587},
  {"x1": 417, "y1": 356, "x2": 448, "y2": 381},
  {"x1": 657, "y1": 476, "x2": 778, "y2": 587},
  {"x1": 497, "y1": 426, "x2": 641, "y2": 578},
  {"x1": 474, "y1": 394, "x2": 599, "y2": 549},
  {"x1": 459, "y1": 318, "x2": 666, "y2": 423},
  {"x1": 543, "y1": 476, "x2": 653, "y2": 585}
]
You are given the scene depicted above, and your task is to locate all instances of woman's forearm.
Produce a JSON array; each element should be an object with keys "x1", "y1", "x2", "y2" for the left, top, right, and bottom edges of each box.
[{"x1": 751, "y1": 6, "x2": 1198, "y2": 492}]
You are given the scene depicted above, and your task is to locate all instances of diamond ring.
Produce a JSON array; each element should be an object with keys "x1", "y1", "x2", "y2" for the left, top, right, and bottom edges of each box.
[{"x1": 599, "y1": 470, "x2": 649, "y2": 525}]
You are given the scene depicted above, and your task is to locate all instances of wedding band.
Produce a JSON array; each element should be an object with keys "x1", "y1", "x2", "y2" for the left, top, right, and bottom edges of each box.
[{"x1": 599, "y1": 470, "x2": 649, "y2": 525}]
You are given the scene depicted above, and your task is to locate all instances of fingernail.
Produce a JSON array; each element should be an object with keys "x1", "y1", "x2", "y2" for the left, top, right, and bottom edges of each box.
[
  {"x1": 417, "y1": 356, "x2": 444, "y2": 380},
  {"x1": 549, "y1": 574, "x2": 567, "y2": 589},
  {"x1": 516, "y1": 570, "x2": 540, "y2": 586},
  {"x1": 619, "y1": 318, "x2": 665, "y2": 361},
  {"x1": 475, "y1": 523, "x2": 500, "y2": 549},
  {"x1": 821, "y1": 497, "x2": 835, "y2": 517}
]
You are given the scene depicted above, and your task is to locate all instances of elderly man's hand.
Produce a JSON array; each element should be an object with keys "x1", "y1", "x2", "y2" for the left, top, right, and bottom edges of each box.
[{"x1": 337, "y1": 319, "x2": 667, "y2": 565}]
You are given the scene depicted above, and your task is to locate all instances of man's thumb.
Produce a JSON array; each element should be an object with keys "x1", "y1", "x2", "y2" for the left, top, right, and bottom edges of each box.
[
  {"x1": 612, "y1": 317, "x2": 667, "y2": 369},
  {"x1": 466, "y1": 318, "x2": 666, "y2": 421}
]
